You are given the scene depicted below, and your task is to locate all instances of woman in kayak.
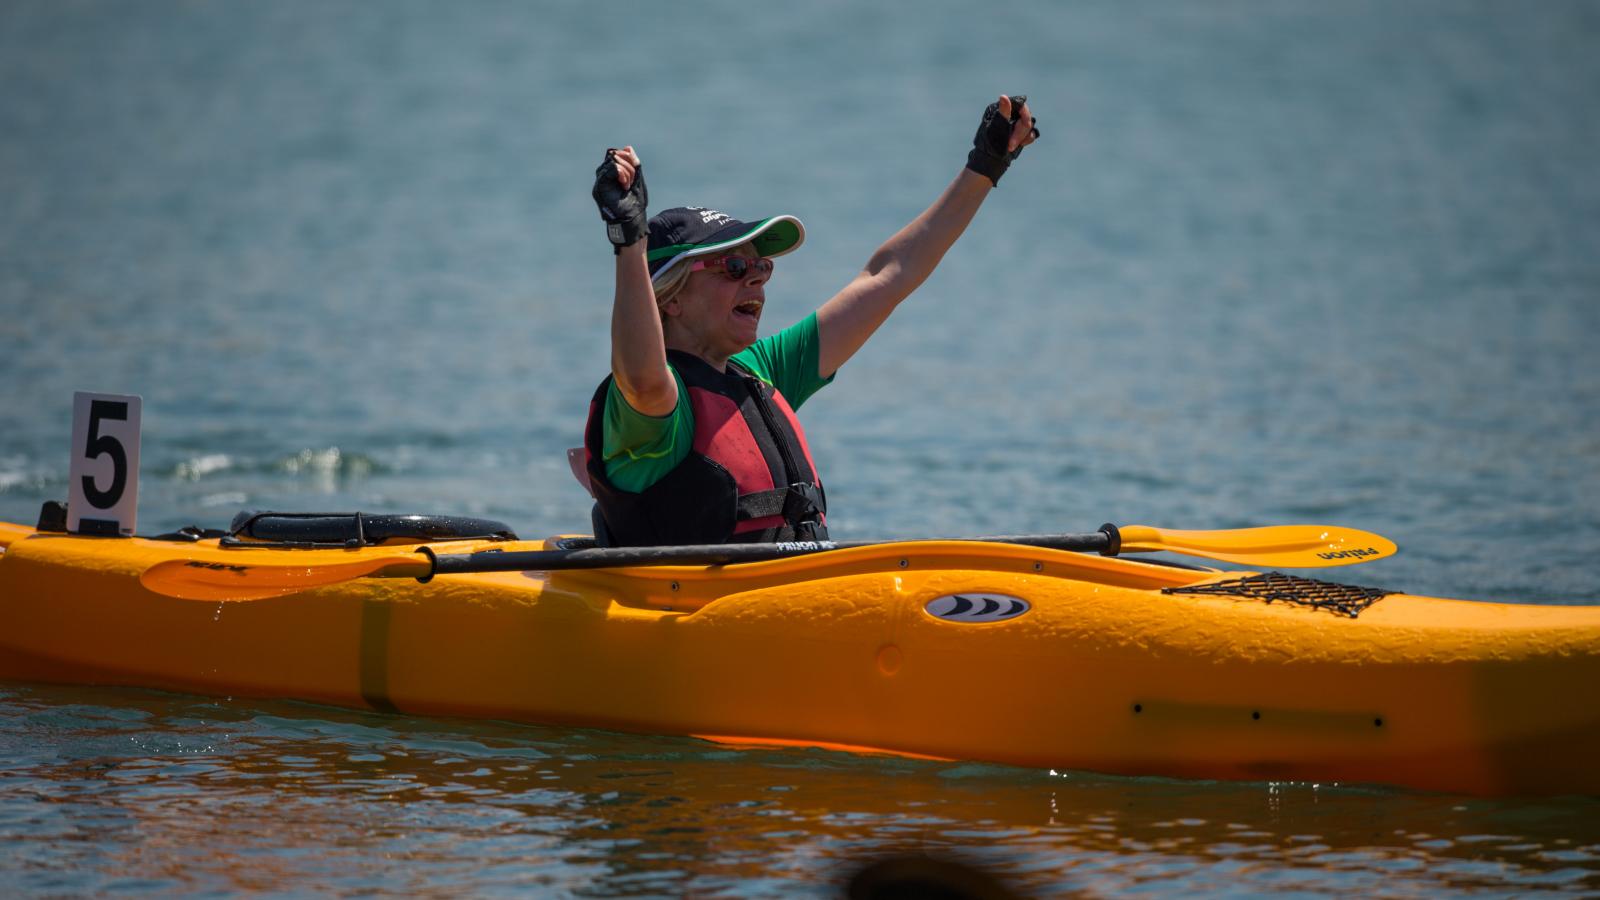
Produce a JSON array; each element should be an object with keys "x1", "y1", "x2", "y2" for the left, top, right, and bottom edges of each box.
[{"x1": 584, "y1": 95, "x2": 1038, "y2": 547}]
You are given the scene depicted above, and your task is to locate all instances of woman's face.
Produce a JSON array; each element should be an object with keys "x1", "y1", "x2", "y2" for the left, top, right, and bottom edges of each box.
[{"x1": 664, "y1": 243, "x2": 772, "y2": 363}]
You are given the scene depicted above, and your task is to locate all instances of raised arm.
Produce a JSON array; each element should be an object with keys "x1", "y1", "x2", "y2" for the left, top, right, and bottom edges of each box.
[
  {"x1": 594, "y1": 146, "x2": 677, "y2": 416},
  {"x1": 815, "y1": 96, "x2": 1038, "y2": 379}
]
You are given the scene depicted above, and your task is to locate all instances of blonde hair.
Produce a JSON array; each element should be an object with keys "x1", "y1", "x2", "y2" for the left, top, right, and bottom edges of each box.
[{"x1": 652, "y1": 261, "x2": 693, "y2": 309}]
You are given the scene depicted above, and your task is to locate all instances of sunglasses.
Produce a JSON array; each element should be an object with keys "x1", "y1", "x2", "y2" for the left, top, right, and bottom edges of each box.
[{"x1": 689, "y1": 255, "x2": 774, "y2": 280}]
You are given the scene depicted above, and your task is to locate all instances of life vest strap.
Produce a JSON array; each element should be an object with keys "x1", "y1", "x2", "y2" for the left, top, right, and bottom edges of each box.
[{"x1": 736, "y1": 482, "x2": 826, "y2": 524}]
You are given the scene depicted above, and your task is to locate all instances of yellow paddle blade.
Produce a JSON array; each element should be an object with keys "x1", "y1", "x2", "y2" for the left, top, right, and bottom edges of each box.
[
  {"x1": 1118, "y1": 524, "x2": 1397, "y2": 568},
  {"x1": 140, "y1": 556, "x2": 427, "y2": 601}
]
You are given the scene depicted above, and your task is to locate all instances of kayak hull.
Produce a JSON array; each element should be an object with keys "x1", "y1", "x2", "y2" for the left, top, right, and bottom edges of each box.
[{"x1": 2, "y1": 521, "x2": 1597, "y2": 796}]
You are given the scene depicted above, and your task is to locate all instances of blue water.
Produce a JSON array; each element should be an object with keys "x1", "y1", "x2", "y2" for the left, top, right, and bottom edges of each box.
[{"x1": 2, "y1": 1, "x2": 1598, "y2": 895}]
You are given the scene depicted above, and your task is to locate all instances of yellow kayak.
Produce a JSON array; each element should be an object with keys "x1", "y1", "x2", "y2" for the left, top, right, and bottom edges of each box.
[{"x1": 2, "y1": 516, "x2": 1597, "y2": 797}]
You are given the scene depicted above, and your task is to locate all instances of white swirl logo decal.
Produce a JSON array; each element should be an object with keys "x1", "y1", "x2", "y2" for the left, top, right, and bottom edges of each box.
[{"x1": 924, "y1": 593, "x2": 1031, "y2": 623}]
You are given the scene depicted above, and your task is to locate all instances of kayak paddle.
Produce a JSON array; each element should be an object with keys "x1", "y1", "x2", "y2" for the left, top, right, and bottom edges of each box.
[{"x1": 139, "y1": 523, "x2": 1397, "y2": 602}]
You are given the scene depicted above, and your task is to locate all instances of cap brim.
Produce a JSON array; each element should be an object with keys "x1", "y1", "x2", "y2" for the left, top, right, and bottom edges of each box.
[{"x1": 649, "y1": 215, "x2": 805, "y2": 282}]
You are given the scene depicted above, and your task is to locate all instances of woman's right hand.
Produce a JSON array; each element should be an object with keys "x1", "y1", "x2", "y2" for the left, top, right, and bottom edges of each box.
[
  {"x1": 608, "y1": 146, "x2": 641, "y2": 190},
  {"x1": 593, "y1": 146, "x2": 648, "y2": 252}
]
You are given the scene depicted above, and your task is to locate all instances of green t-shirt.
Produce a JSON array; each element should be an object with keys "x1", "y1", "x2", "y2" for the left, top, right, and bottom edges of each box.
[{"x1": 602, "y1": 312, "x2": 835, "y2": 493}]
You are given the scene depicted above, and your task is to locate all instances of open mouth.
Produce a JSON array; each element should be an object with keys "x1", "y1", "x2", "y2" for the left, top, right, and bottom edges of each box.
[{"x1": 734, "y1": 298, "x2": 763, "y2": 319}]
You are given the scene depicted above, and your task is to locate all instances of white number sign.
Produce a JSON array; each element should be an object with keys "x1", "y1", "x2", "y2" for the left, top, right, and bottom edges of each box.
[{"x1": 67, "y1": 391, "x2": 142, "y2": 536}]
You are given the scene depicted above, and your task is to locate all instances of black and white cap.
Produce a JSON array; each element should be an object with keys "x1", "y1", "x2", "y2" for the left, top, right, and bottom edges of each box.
[{"x1": 645, "y1": 207, "x2": 805, "y2": 281}]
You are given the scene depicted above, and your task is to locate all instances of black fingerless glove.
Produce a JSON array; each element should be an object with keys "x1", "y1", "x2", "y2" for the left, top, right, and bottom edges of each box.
[
  {"x1": 965, "y1": 94, "x2": 1039, "y2": 187},
  {"x1": 593, "y1": 149, "x2": 648, "y2": 253}
]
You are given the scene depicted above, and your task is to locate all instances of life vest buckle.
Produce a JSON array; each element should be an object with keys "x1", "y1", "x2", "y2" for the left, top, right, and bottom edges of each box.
[{"x1": 781, "y1": 482, "x2": 826, "y2": 524}]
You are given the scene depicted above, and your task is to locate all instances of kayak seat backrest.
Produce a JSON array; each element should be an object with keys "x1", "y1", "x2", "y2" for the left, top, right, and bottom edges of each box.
[
  {"x1": 591, "y1": 504, "x2": 614, "y2": 548},
  {"x1": 567, "y1": 448, "x2": 594, "y2": 497},
  {"x1": 569, "y1": 447, "x2": 612, "y2": 546},
  {"x1": 225, "y1": 511, "x2": 518, "y2": 548}
]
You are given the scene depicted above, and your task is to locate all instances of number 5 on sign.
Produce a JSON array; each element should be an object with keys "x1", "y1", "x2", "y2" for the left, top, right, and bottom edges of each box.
[{"x1": 68, "y1": 391, "x2": 142, "y2": 536}]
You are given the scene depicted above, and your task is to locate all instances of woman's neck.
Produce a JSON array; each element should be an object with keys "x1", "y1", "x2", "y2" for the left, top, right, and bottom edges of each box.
[{"x1": 663, "y1": 327, "x2": 732, "y2": 372}]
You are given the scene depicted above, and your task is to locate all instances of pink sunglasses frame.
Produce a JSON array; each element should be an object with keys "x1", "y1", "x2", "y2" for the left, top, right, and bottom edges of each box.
[{"x1": 688, "y1": 255, "x2": 774, "y2": 280}]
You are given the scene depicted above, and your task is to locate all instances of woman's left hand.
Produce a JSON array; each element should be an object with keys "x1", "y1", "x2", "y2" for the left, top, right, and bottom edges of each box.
[
  {"x1": 965, "y1": 94, "x2": 1040, "y2": 186},
  {"x1": 998, "y1": 95, "x2": 1039, "y2": 153}
]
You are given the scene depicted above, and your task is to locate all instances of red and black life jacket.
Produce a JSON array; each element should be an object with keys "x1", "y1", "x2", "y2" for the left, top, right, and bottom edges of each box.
[{"x1": 582, "y1": 350, "x2": 827, "y2": 547}]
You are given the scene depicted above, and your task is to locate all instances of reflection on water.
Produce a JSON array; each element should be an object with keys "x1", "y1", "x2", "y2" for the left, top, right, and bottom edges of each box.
[{"x1": 2, "y1": 684, "x2": 1595, "y2": 896}]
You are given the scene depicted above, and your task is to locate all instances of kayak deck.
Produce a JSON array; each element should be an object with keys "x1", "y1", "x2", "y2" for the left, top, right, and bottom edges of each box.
[{"x1": 2, "y1": 523, "x2": 1598, "y2": 796}]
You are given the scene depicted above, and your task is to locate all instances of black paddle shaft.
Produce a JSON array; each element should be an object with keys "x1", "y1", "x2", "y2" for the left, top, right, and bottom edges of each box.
[{"x1": 421, "y1": 528, "x2": 1120, "y2": 578}]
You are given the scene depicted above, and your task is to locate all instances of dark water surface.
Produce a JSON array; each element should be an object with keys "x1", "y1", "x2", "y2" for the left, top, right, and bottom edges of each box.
[
  {"x1": 3, "y1": 685, "x2": 1597, "y2": 897},
  {"x1": 3, "y1": 1, "x2": 1598, "y2": 895}
]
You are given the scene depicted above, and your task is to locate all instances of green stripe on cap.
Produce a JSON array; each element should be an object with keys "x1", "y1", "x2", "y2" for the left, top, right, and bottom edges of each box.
[
  {"x1": 649, "y1": 216, "x2": 805, "y2": 281},
  {"x1": 648, "y1": 242, "x2": 703, "y2": 262}
]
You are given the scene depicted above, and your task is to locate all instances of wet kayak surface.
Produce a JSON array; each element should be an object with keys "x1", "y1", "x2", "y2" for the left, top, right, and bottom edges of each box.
[{"x1": 3, "y1": 0, "x2": 1599, "y2": 894}]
